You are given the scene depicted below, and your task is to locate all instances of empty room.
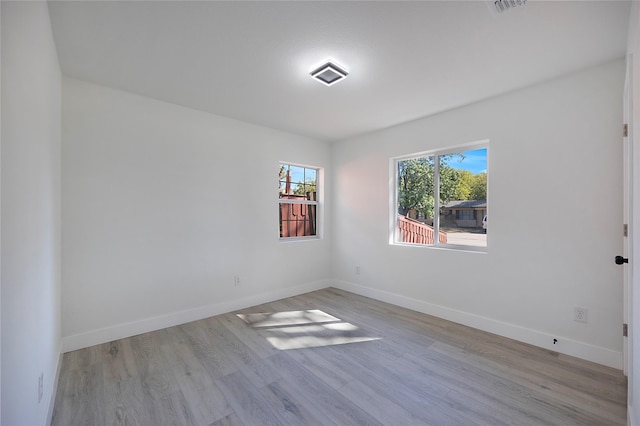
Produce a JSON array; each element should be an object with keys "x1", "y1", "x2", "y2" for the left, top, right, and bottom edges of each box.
[{"x1": 3, "y1": 1, "x2": 640, "y2": 425}]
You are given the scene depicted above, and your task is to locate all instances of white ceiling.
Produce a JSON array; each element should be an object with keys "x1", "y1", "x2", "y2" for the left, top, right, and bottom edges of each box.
[{"x1": 48, "y1": 1, "x2": 630, "y2": 142}]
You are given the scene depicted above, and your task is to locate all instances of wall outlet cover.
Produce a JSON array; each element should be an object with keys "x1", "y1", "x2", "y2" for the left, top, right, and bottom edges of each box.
[{"x1": 574, "y1": 307, "x2": 588, "y2": 323}]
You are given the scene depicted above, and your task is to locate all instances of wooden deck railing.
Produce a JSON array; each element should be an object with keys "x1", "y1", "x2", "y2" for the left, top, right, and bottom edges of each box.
[{"x1": 398, "y1": 215, "x2": 447, "y2": 245}]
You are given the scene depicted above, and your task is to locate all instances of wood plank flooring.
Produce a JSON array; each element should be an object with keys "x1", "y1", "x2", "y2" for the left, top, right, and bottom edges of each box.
[{"x1": 52, "y1": 288, "x2": 627, "y2": 425}]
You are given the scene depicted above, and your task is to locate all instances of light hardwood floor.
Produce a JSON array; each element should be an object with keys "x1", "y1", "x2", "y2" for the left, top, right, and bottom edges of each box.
[{"x1": 52, "y1": 288, "x2": 627, "y2": 425}]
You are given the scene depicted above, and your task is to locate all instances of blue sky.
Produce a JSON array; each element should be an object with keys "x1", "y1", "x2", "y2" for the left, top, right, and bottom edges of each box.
[
  {"x1": 280, "y1": 164, "x2": 316, "y2": 185},
  {"x1": 448, "y1": 148, "x2": 487, "y2": 174}
]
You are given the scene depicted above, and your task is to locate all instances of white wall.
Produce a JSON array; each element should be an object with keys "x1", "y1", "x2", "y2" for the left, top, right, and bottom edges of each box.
[
  {"x1": 627, "y1": 2, "x2": 640, "y2": 424},
  {"x1": 62, "y1": 78, "x2": 332, "y2": 350},
  {"x1": 1, "y1": 2, "x2": 62, "y2": 425},
  {"x1": 332, "y1": 60, "x2": 625, "y2": 368},
  {"x1": 1, "y1": 2, "x2": 4, "y2": 422}
]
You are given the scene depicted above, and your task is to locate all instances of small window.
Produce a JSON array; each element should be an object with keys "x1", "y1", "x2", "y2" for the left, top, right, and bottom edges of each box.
[
  {"x1": 393, "y1": 144, "x2": 488, "y2": 250},
  {"x1": 279, "y1": 163, "x2": 319, "y2": 239},
  {"x1": 455, "y1": 210, "x2": 475, "y2": 220}
]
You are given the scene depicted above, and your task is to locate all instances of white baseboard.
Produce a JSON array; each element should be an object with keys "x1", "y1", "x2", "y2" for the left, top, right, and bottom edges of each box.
[
  {"x1": 332, "y1": 280, "x2": 623, "y2": 369},
  {"x1": 62, "y1": 280, "x2": 330, "y2": 353},
  {"x1": 61, "y1": 278, "x2": 623, "y2": 369},
  {"x1": 45, "y1": 347, "x2": 63, "y2": 426}
]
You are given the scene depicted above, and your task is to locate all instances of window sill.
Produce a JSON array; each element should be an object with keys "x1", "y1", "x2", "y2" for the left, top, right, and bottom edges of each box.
[
  {"x1": 392, "y1": 242, "x2": 487, "y2": 254},
  {"x1": 279, "y1": 236, "x2": 321, "y2": 243}
]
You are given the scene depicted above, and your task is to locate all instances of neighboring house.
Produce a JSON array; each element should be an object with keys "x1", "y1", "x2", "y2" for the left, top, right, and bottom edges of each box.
[{"x1": 442, "y1": 200, "x2": 487, "y2": 228}]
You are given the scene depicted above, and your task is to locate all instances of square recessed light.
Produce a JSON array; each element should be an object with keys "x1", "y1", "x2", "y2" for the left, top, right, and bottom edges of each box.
[{"x1": 310, "y1": 61, "x2": 348, "y2": 86}]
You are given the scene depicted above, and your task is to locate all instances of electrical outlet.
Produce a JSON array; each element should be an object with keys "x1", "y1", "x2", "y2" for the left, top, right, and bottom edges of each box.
[
  {"x1": 355, "y1": 266, "x2": 361, "y2": 275},
  {"x1": 38, "y1": 372, "x2": 43, "y2": 403},
  {"x1": 574, "y1": 307, "x2": 588, "y2": 323},
  {"x1": 234, "y1": 275, "x2": 240, "y2": 286}
]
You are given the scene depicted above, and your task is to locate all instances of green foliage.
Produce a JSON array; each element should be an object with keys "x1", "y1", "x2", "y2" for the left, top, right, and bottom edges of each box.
[
  {"x1": 469, "y1": 172, "x2": 487, "y2": 200},
  {"x1": 398, "y1": 157, "x2": 435, "y2": 218},
  {"x1": 293, "y1": 180, "x2": 317, "y2": 196},
  {"x1": 455, "y1": 170, "x2": 476, "y2": 200},
  {"x1": 398, "y1": 155, "x2": 486, "y2": 219},
  {"x1": 439, "y1": 166, "x2": 465, "y2": 203}
]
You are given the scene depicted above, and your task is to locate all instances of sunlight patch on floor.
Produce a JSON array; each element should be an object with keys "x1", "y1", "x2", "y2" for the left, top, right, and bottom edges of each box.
[
  {"x1": 237, "y1": 309, "x2": 380, "y2": 350},
  {"x1": 237, "y1": 309, "x2": 340, "y2": 328}
]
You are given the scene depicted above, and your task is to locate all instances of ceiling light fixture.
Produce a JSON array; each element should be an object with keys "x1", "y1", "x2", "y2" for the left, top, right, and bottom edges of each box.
[{"x1": 310, "y1": 61, "x2": 348, "y2": 86}]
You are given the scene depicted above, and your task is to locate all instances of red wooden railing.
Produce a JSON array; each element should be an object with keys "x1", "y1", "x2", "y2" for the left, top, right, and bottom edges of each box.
[{"x1": 398, "y1": 215, "x2": 447, "y2": 244}]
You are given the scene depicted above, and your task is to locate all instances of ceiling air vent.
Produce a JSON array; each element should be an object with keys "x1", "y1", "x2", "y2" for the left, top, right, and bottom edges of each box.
[
  {"x1": 310, "y1": 61, "x2": 348, "y2": 87},
  {"x1": 488, "y1": 0, "x2": 527, "y2": 14}
]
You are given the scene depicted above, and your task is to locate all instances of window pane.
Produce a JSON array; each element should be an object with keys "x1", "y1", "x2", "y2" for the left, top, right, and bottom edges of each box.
[
  {"x1": 397, "y1": 156, "x2": 436, "y2": 245},
  {"x1": 306, "y1": 168, "x2": 317, "y2": 185},
  {"x1": 289, "y1": 165, "x2": 305, "y2": 185},
  {"x1": 438, "y1": 148, "x2": 487, "y2": 248},
  {"x1": 280, "y1": 164, "x2": 318, "y2": 199},
  {"x1": 394, "y1": 146, "x2": 487, "y2": 249},
  {"x1": 279, "y1": 163, "x2": 289, "y2": 196},
  {"x1": 279, "y1": 203, "x2": 317, "y2": 237},
  {"x1": 288, "y1": 183, "x2": 301, "y2": 194},
  {"x1": 304, "y1": 169, "x2": 317, "y2": 197}
]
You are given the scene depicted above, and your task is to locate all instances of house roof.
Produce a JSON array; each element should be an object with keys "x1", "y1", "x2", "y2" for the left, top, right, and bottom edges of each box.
[{"x1": 443, "y1": 200, "x2": 487, "y2": 209}]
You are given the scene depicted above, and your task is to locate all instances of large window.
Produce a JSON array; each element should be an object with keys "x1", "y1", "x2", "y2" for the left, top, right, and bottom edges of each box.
[
  {"x1": 394, "y1": 144, "x2": 488, "y2": 250},
  {"x1": 279, "y1": 163, "x2": 319, "y2": 239}
]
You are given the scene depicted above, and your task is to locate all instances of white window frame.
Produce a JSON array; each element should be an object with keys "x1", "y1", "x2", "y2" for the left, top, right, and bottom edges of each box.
[
  {"x1": 390, "y1": 140, "x2": 488, "y2": 252},
  {"x1": 278, "y1": 162, "x2": 322, "y2": 241}
]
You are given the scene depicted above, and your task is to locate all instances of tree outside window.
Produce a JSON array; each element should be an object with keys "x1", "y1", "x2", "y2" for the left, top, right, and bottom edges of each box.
[{"x1": 395, "y1": 145, "x2": 487, "y2": 249}]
